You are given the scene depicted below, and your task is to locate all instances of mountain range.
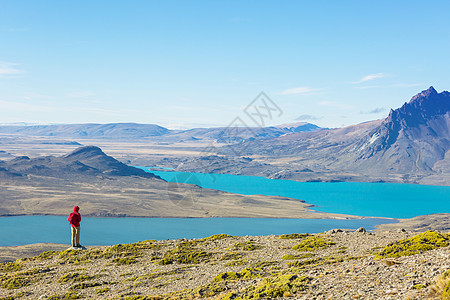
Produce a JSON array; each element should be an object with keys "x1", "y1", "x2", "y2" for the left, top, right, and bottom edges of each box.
[
  {"x1": 0, "y1": 121, "x2": 322, "y2": 142},
  {"x1": 176, "y1": 87, "x2": 450, "y2": 185}
]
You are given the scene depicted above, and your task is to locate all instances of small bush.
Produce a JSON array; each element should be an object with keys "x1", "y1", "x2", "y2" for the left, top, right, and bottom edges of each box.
[
  {"x1": 229, "y1": 241, "x2": 261, "y2": 251},
  {"x1": 214, "y1": 267, "x2": 266, "y2": 282},
  {"x1": 58, "y1": 272, "x2": 96, "y2": 283},
  {"x1": 159, "y1": 241, "x2": 211, "y2": 265},
  {"x1": 0, "y1": 276, "x2": 30, "y2": 289},
  {"x1": 70, "y1": 281, "x2": 102, "y2": 290},
  {"x1": 200, "y1": 234, "x2": 232, "y2": 242},
  {"x1": 48, "y1": 291, "x2": 82, "y2": 299},
  {"x1": 0, "y1": 262, "x2": 23, "y2": 273},
  {"x1": 279, "y1": 233, "x2": 310, "y2": 239},
  {"x1": 375, "y1": 231, "x2": 450, "y2": 259},
  {"x1": 96, "y1": 287, "x2": 110, "y2": 294},
  {"x1": 292, "y1": 236, "x2": 335, "y2": 252}
]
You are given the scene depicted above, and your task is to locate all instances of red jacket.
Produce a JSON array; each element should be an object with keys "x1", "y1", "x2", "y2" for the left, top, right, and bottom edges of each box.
[{"x1": 68, "y1": 206, "x2": 81, "y2": 227}]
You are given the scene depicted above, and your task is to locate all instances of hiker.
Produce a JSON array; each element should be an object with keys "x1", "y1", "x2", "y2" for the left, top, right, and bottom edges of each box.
[{"x1": 68, "y1": 206, "x2": 82, "y2": 248}]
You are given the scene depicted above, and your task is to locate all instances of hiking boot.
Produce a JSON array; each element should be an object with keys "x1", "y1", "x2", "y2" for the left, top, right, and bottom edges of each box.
[{"x1": 76, "y1": 244, "x2": 83, "y2": 248}]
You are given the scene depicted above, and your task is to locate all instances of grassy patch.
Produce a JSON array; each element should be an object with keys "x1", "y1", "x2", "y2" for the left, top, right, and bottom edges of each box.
[
  {"x1": 96, "y1": 287, "x2": 110, "y2": 294},
  {"x1": 229, "y1": 241, "x2": 262, "y2": 251},
  {"x1": 222, "y1": 274, "x2": 311, "y2": 299},
  {"x1": 0, "y1": 276, "x2": 30, "y2": 289},
  {"x1": 112, "y1": 256, "x2": 139, "y2": 265},
  {"x1": 278, "y1": 233, "x2": 310, "y2": 239},
  {"x1": 214, "y1": 267, "x2": 267, "y2": 282},
  {"x1": 47, "y1": 291, "x2": 82, "y2": 299},
  {"x1": 282, "y1": 253, "x2": 315, "y2": 260},
  {"x1": 0, "y1": 262, "x2": 23, "y2": 273},
  {"x1": 430, "y1": 270, "x2": 450, "y2": 299},
  {"x1": 375, "y1": 231, "x2": 450, "y2": 259},
  {"x1": 58, "y1": 272, "x2": 97, "y2": 283},
  {"x1": 292, "y1": 236, "x2": 335, "y2": 252},
  {"x1": 159, "y1": 241, "x2": 212, "y2": 265},
  {"x1": 200, "y1": 234, "x2": 233, "y2": 242},
  {"x1": 220, "y1": 252, "x2": 244, "y2": 261},
  {"x1": 70, "y1": 281, "x2": 103, "y2": 290},
  {"x1": 224, "y1": 259, "x2": 248, "y2": 267},
  {"x1": 27, "y1": 250, "x2": 59, "y2": 261},
  {"x1": 59, "y1": 240, "x2": 159, "y2": 265}
]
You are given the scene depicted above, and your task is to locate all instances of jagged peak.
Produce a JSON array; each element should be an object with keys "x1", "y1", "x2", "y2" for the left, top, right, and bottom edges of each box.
[{"x1": 409, "y1": 86, "x2": 438, "y2": 103}]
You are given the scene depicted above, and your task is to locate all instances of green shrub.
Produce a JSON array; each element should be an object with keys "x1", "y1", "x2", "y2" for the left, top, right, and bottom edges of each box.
[
  {"x1": 58, "y1": 272, "x2": 96, "y2": 283},
  {"x1": 96, "y1": 287, "x2": 110, "y2": 294},
  {"x1": 0, "y1": 262, "x2": 23, "y2": 273},
  {"x1": 200, "y1": 234, "x2": 232, "y2": 242},
  {"x1": 279, "y1": 233, "x2": 310, "y2": 239},
  {"x1": 0, "y1": 276, "x2": 30, "y2": 289},
  {"x1": 70, "y1": 281, "x2": 102, "y2": 290},
  {"x1": 229, "y1": 241, "x2": 261, "y2": 251},
  {"x1": 282, "y1": 253, "x2": 314, "y2": 260},
  {"x1": 375, "y1": 231, "x2": 450, "y2": 259},
  {"x1": 159, "y1": 241, "x2": 211, "y2": 265},
  {"x1": 48, "y1": 291, "x2": 82, "y2": 299},
  {"x1": 214, "y1": 267, "x2": 266, "y2": 282},
  {"x1": 292, "y1": 236, "x2": 335, "y2": 251}
]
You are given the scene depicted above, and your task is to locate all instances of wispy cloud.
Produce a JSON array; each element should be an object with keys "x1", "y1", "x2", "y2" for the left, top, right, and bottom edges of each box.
[
  {"x1": 391, "y1": 83, "x2": 422, "y2": 88},
  {"x1": 0, "y1": 99, "x2": 50, "y2": 112},
  {"x1": 360, "y1": 107, "x2": 386, "y2": 114},
  {"x1": 22, "y1": 92, "x2": 53, "y2": 101},
  {"x1": 354, "y1": 85, "x2": 379, "y2": 90},
  {"x1": 295, "y1": 114, "x2": 319, "y2": 121},
  {"x1": 281, "y1": 86, "x2": 322, "y2": 95},
  {"x1": 319, "y1": 101, "x2": 355, "y2": 110},
  {"x1": 0, "y1": 62, "x2": 26, "y2": 78},
  {"x1": 353, "y1": 73, "x2": 388, "y2": 84},
  {"x1": 66, "y1": 91, "x2": 95, "y2": 98}
]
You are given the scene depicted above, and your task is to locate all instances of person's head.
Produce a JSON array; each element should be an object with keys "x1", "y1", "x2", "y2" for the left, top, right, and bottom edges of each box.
[{"x1": 74, "y1": 206, "x2": 80, "y2": 212}]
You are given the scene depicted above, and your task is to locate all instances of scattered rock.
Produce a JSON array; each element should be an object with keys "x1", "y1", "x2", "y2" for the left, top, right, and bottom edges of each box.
[
  {"x1": 355, "y1": 227, "x2": 366, "y2": 233},
  {"x1": 327, "y1": 228, "x2": 343, "y2": 234}
]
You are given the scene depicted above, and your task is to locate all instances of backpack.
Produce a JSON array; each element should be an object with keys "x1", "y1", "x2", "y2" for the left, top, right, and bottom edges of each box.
[{"x1": 68, "y1": 213, "x2": 74, "y2": 224}]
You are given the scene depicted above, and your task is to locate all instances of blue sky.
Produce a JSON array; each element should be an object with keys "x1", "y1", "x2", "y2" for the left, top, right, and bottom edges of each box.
[{"x1": 1, "y1": 1, "x2": 449, "y2": 129}]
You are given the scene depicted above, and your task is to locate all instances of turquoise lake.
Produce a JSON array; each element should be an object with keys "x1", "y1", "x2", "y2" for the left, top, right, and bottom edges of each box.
[
  {"x1": 147, "y1": 170, "x2": 450, "y2": 219},
  {"x1": 1, "y1": 170, "x2": 448, "y2": 247},
  {"x1": 0, "y1": 216, "x2": 395, "y2": 247}
]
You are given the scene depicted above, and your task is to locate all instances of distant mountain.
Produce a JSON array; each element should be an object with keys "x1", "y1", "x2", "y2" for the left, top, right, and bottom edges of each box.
[
  {"x1": 0, "y1": 123, "x2": 170, "y2": 139},
  {"x1": 0, "y1": 122, "x2": 322, "y2": 142},
  {"x1": 273, "y1": 122, "x2": 323, "y2": 133},
  {"x1": 165, "y1": 122, "x2": 322, "y2": 143},
  {"x1": 1, "y1": 146, "x2": 161, "y2": 179}
]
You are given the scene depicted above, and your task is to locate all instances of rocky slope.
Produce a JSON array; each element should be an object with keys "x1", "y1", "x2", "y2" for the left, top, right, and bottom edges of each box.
[
  {"x1": 355, "y1": 86, "x2": 450, "y2": 174},
  {"x1": 0, "y1": 230, "x2": 449, "y2": 299}
]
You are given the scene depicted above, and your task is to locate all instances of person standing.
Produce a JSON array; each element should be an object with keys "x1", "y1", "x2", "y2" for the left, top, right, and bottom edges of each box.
[{"x1": 68, "y1": 206, "x2": 82, "y2": 248}]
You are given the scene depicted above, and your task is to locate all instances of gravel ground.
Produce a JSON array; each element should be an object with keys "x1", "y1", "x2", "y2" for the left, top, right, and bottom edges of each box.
[{"x1": 0, "y1": 229, "x2": 449, "y2": 299}]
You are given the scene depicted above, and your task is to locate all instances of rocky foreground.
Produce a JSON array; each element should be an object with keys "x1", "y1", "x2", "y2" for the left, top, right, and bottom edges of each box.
[{"x1": 1, "y1": 230, "x2": 449, "y2": 300}]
